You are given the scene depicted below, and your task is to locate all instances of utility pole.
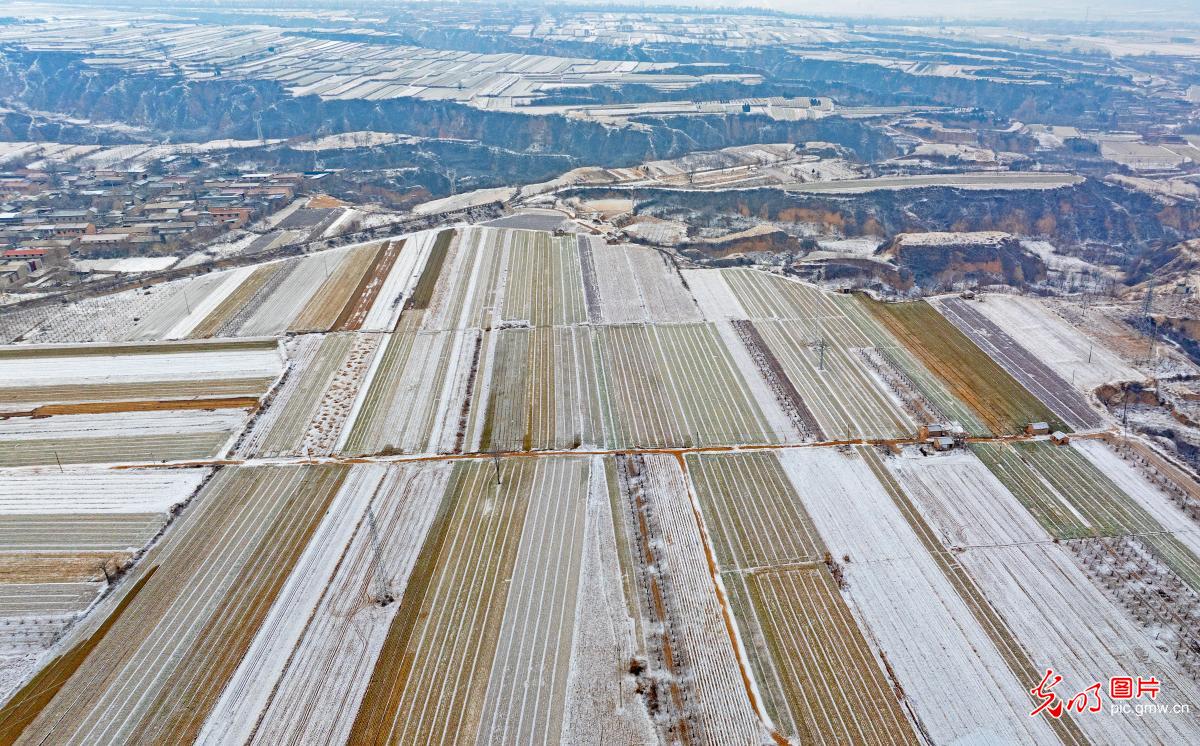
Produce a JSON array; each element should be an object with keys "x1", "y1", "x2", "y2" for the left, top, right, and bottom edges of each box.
[
  {"x1": 365, "y1": 505, "x2": 389, "y2": 604},
  {"x1": 492, "y1": 453, "x2": 502, "y2": 486},
  {"x1": 817, "y1": 336, "x2": 827, "y2": 371}
]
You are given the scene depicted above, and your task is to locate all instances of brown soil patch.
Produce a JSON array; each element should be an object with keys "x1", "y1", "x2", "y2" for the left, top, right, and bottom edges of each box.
[
  {"x1": 5, "y1": 396, "x2": 259, "y2": 418},
  {"x1": 0, "y1": 552, "x2": 131, "y2": 583},
  {"x1": 307, "y1": 194, "x2": 349, "y2": 209}
]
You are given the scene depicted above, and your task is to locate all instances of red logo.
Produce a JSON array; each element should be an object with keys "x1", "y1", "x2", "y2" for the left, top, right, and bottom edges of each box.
[{"x1": 1030, "y1": 669, "x2": 1162, "y2": 718}]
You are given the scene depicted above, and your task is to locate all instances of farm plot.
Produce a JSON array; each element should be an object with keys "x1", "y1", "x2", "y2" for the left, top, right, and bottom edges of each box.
[
  {"x1": 586, "y1": 239, "x2": 700, "y2": 324},
  {"x1": 198, "y1": 465, "x2": 432, "y2": 743},
  {"x1": 973, "y1": 441, "x2": 1200, "y2": 591},
  {"x1": 235, "y1": 248, "x2": 352, "y2": 337},
  {"x1": 160, "y1": 266, "x2": 259, "y2": 341},
  {"x1": 748, "y1": 319, "x2": 912, "y2": 439},
  {"x1": 475, "y1": 456, "x2": 589, "y2": 745},
  {"x1": 838, "y1": 295, "x2": 989, "y2": 435},
  {"x1": 0, "y1": 464, "x2": 348, "y2": 745},
  {"x1": 240, "y1": 463, "x2": 453, "y2": 746},
  {"x1": 238, "y1": 333, "x2": 377, "y2": 457},
  {"x1": 720, "y1": 267, "x2": 846, "y2": 321},
  {"x1": 778, "y1": 447, "x2": 1062, "y2": 744},
  {"x1": 0, "y1": 338, "x2": 281, "y2": 411},
  {"x1": 474, "y1": 326, "x2": 603, "y2": 452},
  {"x1": 866, "y1": 298, "x2": 1064, "y2": 434},
  {"x1": 400, "y1": 227, "x2": 458, "y2": 330},
  {"x1": 289, "y1": 243, "x2": 383, "y2": 333},
  {"x1": 968, "y1": 294, "x2": 1141, "y2": 391},
  {"x1": 0, "y1": 409, "x2": 247, "y2": 467},
  {"x1": 1075, "y1": 439, "x2": 1200, "y2": 558},
  {"x1": 340, "y1": 327, "x2": 478, "y2": 456},
  {"x1": 500, "y1": 229, "x2": 587, "y2": 327},
  {"x1": 189, "y1": 263, "x2": 285, "y2": 338},
  {"x1": 597, "y1": 322, "x2": 779, "y2": 448},
  {"x1": 0, "y1": 467, "x2": 207, "y2": 703},
  {"x1": 560, "y1": 456, "x2": 656, "y2": 745},
  {"x1": 889, "y1": 452, "x2": 1200, "y2": 744},
  {"x1": 0, "y1": 582, "x2": 100, "y2": 701},
  {"x1": 680, "y1": 268, "x2": 748, "y2": 321},
  {"x1": 361, "y1": 230, "x2": 440, "y2": 331},
  {"x1": 686, "y1": 452, "x2": 915, "y2": 745},
  {"x1": 348, "y1": 457, "x2": 584, "y2": 744},
  {"x1": 332, "y1": 239, "x2": 405, "y2": 331},
  {"x1": 613, "y1": 454, "x2": 764, "y2": 744},
  {"x1": 935, "y1": 297, "x2": 1105, "y2": 430},
  {"x1": 123, "y1": 271, "x2": 234, "y2": 342}
]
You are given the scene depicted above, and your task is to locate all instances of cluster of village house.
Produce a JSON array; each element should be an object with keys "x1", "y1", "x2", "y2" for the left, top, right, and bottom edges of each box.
[{"x1": 0, "y1": 167, "x2": 317, "y2": 288}]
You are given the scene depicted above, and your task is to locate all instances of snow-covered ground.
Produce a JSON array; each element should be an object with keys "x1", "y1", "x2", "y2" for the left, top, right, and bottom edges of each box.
[
  {"x1": 969, "y1": 293, "x2": 1141, "y2": 391},
  {"x1": 0, "y1": 467, "x2": 208, "y2": 514},
  {"x1": 74, "y1": 257, "x2": 179, "y2": 273}
]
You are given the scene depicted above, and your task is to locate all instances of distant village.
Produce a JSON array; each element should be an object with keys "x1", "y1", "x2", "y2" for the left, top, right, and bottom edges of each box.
[{"x1": 0, "y1": 163, "x2": 325, "y2": 290}]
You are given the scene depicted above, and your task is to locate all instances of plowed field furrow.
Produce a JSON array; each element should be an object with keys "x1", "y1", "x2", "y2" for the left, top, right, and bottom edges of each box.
[
  {"x1": 256, "y1": 334, "x2": 355, "y2": 456},
  {"x1": 0, "y1": 514, "x2": 160, "y2": 552},
  {"x1": 220, "y1": 259, "x2": 299, "y2": 337},
  {"x1": 865, "y1": 299, "x2": 1063, "y2": 435},
  {"x1": 191, "y1": 264, "x2": 282, "y2": 339},
  {"x1": 862, "y1": 448, "x2": 1089, "y2": 746},
  {"x1": 348, "y1": 458, "x2": 536, "y2": 744}
]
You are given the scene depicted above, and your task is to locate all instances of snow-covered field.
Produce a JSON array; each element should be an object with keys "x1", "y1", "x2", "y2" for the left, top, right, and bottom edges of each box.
[
  {"x1": 74, "y1": 257, "x2": 179, "y2": 273},
  {"x1": 969, "y1": 293, "x2": 1141, "y2": 391},
  {"x1": 0, "y1": 468, "x2": 207, "y2": 514},
  {"x1": 0, "y1": 343, "x2": 282, "y2": 387},
  {"x1": 780, "y1": 447, "x2": 1058, "y2": 743}
]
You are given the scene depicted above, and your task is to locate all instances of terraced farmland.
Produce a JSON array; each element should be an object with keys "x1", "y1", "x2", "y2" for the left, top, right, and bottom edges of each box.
[{"x1": 5, "y1": 221, "x2": 1200, "y2": 745}]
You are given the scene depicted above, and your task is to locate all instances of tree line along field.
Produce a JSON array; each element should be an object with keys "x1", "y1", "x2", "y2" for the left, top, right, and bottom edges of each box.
[{"x1": 7, "y1": 221, "x2": 1200, "y2": 744}]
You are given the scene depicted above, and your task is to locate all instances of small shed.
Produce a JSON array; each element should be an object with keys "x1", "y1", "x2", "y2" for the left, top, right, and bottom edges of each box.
[
  {"x1": 930, "y1": 436, "x2": 956, "y2": 452},
  {"x1": 1026, "y1": 421, "x2": 1051, "y2": 436},
  {"x1": 1050, "y1": 431, "x2": 1070, "y2": 446},
  {"x1": 926, "y1": 422, "x2": 951, "y2": 438}
]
